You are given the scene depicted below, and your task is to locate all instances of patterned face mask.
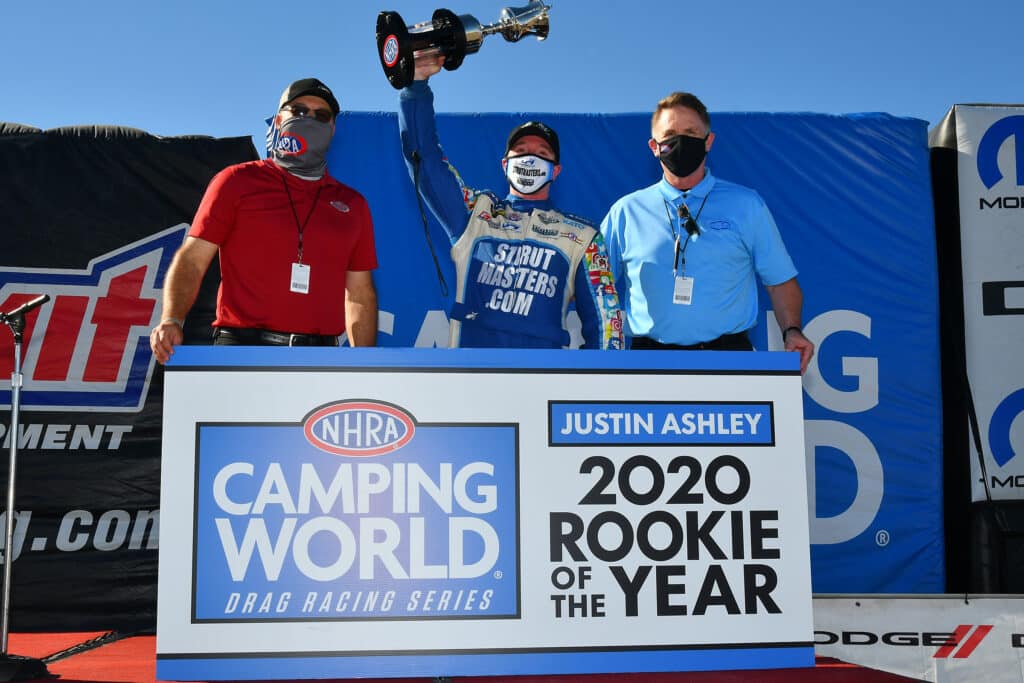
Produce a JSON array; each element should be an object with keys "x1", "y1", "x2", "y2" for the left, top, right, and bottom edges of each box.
[
  {"x1": 271, "y1": 116, "x2": 333, "y2": 177},
  {"x1": 505, "y1": 154, "x2": 554, "y2": 195}
]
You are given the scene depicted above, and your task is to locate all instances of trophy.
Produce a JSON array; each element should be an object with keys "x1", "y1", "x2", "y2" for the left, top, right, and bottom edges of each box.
[{"x1": 376, "y1": 1, "x2": 552, "y2": 90}]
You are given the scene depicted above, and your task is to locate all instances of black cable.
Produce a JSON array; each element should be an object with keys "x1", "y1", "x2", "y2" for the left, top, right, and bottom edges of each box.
[
  {"x1": 42, "y1": 630, "x2": 123, "y2": 663},
  {"x1": 965, "y1": 379, "x2": 993, "y2": 503},
  {"x1": 411, "y1": 150, "x2": 449, "y2": 298}
]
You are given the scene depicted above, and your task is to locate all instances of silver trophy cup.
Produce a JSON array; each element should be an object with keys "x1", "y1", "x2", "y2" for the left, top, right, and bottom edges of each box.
[{"x1": 376, "y1": 1, "x2": 552, "y2": 90}]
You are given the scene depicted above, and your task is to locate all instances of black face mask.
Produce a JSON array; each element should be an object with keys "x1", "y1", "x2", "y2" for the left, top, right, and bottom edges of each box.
[{"x1": 657, "y1": 133, "x2": 708, "y2": 178}]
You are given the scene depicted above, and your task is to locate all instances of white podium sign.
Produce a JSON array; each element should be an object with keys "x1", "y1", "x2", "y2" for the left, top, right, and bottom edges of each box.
[{"x1": 156, "y1": 348, "x2": 812, "y2": 680}]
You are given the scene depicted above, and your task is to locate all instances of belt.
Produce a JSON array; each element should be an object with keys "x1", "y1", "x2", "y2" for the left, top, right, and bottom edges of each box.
[
  {"x1": 631, "y1": 331, "x2": 752, "y2": 351},
  {"x1": 215, "y1": 327, "x2": 339, "y2": 347}
]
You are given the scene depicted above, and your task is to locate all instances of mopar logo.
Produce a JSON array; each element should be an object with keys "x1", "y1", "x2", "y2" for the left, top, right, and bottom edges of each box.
[
  {"x1": 977, "y1": 115, "x2": 1024, "y2": 189},
  {"x1": 303, "y1": 400, "x2": 415, "y2": 456},
  {"x1": 989, "y1": 387, "x2": 1024, "y2": 467}
]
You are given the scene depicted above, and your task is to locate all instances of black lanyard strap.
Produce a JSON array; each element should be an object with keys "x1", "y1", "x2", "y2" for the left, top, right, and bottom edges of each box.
[
  {"x1": 662, "y1": 199, "x2": 688, "y2": 275},
  {"x1": 281, "y1": 176, "x2": 323, "y2": 263},
  {"x1": 662, "y1": 189, "x2": 711, "y2": 276}
]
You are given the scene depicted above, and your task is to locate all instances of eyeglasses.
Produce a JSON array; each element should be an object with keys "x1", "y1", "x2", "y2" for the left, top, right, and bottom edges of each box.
[{"x1": 281, "y1": 103, "x2": 333, "y2": 124}]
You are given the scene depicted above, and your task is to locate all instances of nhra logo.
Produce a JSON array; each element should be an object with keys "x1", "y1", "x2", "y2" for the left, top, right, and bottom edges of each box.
[
  {"x1": 303, "y1": 400, "x2": 415, "y2": 456},
  {"x1": 0, "y1": 224, "x2": 185, "y2": 412},
  {"x1": 275, "y1": 133, "x2": 307, "y2": 156},
  {"x1": 381, "y1": 35, "x2": 400, "y2": 67},
  {"x1": 977, "y1": 115, "x2": 1024, "y2": 189}
]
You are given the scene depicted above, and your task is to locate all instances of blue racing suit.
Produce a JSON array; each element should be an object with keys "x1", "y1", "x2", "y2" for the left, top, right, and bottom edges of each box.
[{"x1": 398, "y1": 81, "x2": 624, "y2": 350}]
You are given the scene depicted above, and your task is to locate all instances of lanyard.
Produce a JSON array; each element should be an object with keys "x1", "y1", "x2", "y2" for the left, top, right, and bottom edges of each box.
[
  {"x1": 281, "y1": 176, "x2": 323, "y2": 264},
  {"x1": 662, "y1": 190, "x2": 710, "y2": 277}
]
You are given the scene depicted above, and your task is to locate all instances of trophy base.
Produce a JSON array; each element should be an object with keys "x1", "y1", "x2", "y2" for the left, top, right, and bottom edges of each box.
[{"x1": 376, "y1": 9, "x2": 468, "y2": 90}]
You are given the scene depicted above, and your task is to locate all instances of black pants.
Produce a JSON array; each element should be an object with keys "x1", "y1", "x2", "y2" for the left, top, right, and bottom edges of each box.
[
  {"x1": 213, "y1": 327, "x2": 339, "y2": 347},
  {"x1": 631, "y1": 331, "x2": 753, "y2": 351}
]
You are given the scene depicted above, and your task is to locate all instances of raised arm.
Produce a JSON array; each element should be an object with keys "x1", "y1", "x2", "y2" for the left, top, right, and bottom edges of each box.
[{"x1": 397, "y1": 56, "x2": 475, "y2": 244}]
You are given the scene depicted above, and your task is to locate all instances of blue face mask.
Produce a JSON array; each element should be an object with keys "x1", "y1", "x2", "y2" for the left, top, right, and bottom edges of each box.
[
  {"x1": 505, "y1": 154, "x2": 554, "y2": 195},
  {"x1": 271, "y1": 116, "x2": 333, "y2": 177}
]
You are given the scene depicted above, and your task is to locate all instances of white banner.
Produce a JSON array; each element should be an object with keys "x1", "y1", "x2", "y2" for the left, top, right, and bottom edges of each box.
[
  {"x1": 814, "y1": 595, "x2": 1024, "y2": 682},
  {"x1": 156, "y1": 347, "x2": 813, "y2": 680},
  {"x1": 954, "y1": 105, "x2": 1024, "y2": 501}
]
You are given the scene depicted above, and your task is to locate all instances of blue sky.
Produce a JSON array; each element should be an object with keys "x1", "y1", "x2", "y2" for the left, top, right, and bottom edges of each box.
[{"x1": 4, "y1": 0, "x2": 1021, "y2": 146}]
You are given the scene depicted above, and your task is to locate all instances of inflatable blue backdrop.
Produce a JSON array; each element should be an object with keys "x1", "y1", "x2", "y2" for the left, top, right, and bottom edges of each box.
[{"x1": 325, "y1": 110, "x2": 943, "y2": 593}]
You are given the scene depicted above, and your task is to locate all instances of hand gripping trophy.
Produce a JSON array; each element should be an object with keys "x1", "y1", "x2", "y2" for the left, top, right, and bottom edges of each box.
[{"x1": 376, "y1": 1, "x2": 552, "y2": 89}]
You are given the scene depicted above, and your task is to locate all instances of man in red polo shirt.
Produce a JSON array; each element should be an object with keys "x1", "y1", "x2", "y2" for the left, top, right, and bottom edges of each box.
[{"x1": 150, "y1": 78, "x2": 378, "y2": 363}]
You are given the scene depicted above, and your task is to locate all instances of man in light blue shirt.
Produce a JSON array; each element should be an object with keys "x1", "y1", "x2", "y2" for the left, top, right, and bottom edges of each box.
[{"x1": 601, "y1": 92, "x2": 814, "y2": 372}]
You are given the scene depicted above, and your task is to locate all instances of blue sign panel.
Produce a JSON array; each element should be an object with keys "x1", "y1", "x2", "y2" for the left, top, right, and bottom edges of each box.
[
  {"x1": 192, "y1": 403, "x2": 519, "y2": 622},
  {"x1": 550, "y1": 401, "x2": 774, "y2": 446}
]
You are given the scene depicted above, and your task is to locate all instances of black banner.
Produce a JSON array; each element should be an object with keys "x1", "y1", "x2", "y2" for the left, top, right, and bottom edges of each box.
[{"x1": 0, "y1": 123, "x2": 257, "y2": 631}]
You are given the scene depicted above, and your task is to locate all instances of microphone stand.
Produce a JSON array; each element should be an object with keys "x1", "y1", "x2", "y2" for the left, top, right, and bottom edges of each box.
[{"x1": 0, "y1": 296, "x2": 51, "y2": 681}]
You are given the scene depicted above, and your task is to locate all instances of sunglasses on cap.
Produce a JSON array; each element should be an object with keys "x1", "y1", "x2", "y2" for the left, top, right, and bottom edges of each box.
[{"x1": 281, "y1": 103, "x2": 333, "y2": 124}]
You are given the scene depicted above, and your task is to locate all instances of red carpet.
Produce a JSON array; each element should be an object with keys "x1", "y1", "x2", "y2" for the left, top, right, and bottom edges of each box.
[{"x1": 5, "y1": 633, "x2": 925, "y2": 683}]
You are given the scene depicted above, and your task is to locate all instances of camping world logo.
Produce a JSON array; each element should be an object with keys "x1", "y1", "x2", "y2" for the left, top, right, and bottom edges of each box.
[
  {"x1": 977, "y1": 114, "x2": 1024, "y2": 189},
  {"x1": 0, "y1": 224, "x2": 185, "y2": 412},
  {"x1": 194, "y1": 401, "x2": 521, "y2": 621}
]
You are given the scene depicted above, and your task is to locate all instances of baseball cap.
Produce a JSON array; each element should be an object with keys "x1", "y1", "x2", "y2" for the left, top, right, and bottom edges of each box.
[
  {"x1": 506, "y1": 121, "x2": 560, "y2": 163},
  {"x1": 278, "y1": 78, "x2": 340, "y2": 116}
]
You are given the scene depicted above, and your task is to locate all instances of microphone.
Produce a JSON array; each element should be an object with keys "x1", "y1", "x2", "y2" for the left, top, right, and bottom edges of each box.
[
  {"x1": 0, "y1": 294, "x2": 51, "y2": 322},
  {"x1": 677, "y1": 204, "x2": 700, "y2": 238}
]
